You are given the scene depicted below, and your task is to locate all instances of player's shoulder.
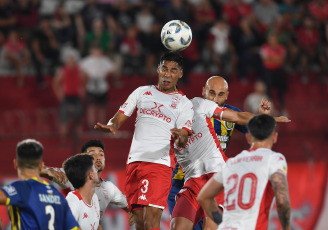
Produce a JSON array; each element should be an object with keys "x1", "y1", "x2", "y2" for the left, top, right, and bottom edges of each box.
[
  {"x1": 66, "y1": 190, "x2": 82, "y2": 202},
  {"x1": 191, "y1": 97, "x2": 216, "y2": 106},
  {"x1": 224, "y1": 104, "x2": 242, "y2": 112}
]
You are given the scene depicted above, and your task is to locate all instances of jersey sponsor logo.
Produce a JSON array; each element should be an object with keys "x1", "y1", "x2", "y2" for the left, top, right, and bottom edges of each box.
[
  {"x1": 177, "y1": 132, "x2": 203, "y2": 151},
  {"x1": 39, "y1": 194, "x2": 61, "y2": 204},
  {"x1": 138, "y1": 194, "x2": 147, "y2": 201},
  {"x1": 217, "y1": 135, "x2": 229, "y2": 142},
  {"x1": 143, "y1": 91, "x2": 153, "y2": 96},
  {"x1": 170, "y1": 95, "x2": 180, "y2": 109},
  {"x1": 3, "y1": 185, "x2": 17, "y2": 196},
  {"x1": 82, "y1": 212, "x2": 88, "y2": 219},
  {"x1": 140, "y1": 102, "x2": 172, "y2": 123},
  {"x1": 151, "y1": 102, "x2": 163, "y2": 112}
]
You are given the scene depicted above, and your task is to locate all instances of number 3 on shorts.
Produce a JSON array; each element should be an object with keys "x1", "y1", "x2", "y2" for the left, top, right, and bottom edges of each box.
[{"x1": 141, "y1": 179, "x2": 149, "y2": 193}]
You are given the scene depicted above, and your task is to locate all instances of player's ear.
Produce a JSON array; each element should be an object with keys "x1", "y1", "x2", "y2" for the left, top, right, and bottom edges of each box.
[
  {"x1": 273, "y1": 132, "x2": 278, "y2": 144},
  {"x1": 39, "y1": 161, "x2": 44, "y2": 172},
  {"x1": 179, "y1": 69, "x2": 183, "y2": 79},
  {"x1": 13, "y1": 159, "x2": 17, "y2": 170},
  {"x1": 226, "y1": 90, "x2": 229, "y2": 99},
  {"x1": 246, "y1": 133, "x2": 252, "y2": 144},
  {"x1": 202, "y1": 87, "x2": 205, "y2": 97}
]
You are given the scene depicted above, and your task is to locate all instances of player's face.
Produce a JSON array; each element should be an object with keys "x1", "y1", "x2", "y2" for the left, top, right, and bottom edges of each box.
[
  {"x1": 202, "y1": 82, "x2": 229, "y2": 106},
  {"x1": 86, "y1": 147, "x2": 105, "y2": 173},
  {"x1": 157, "y1": 60, "x2": 183, "y2": 93},
  {"x1": 91, "y1": 164, "x2": 100, "y2": 184}
]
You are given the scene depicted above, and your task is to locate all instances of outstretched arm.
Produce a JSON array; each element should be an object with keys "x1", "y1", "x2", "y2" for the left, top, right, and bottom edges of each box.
[
  {"x1": 197, "y1": 177, "x2": 224, "y2": 225},
  {"x1": 270, "y1": 172, "x2": 291, "y2": 230},
  {"x1": 220, "y1": 108, "x2": 290, "y2": 125},
  {"x1": 94, "y1": 111, "x2": 129, "y2": 134}
]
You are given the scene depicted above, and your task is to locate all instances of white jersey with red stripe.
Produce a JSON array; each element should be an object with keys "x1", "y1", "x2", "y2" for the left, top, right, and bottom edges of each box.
[
  {"x1": 115, "y1": 85, "x2": 194, "y2": 168},
  {"x1": 54, "y1": 169, "x2": 128, "y2": 222},
  {"x1": 175, "y1": 97, "x2": 227, "y2": 181},
  {"x1": 213, "y1": 148, "x2": 288, "y2": 230},
  {"x1": 66, "y1": 190, "x2": 100, "y2": 230}
]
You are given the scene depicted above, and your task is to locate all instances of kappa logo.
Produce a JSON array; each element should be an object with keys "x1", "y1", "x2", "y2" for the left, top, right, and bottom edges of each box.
[
  {"x1": 82, "y1": 212, "x2": 88, "y2": 219},
  {"x1": 3, "y1": 185, "x2": 17, "y2": 196},
  {"x1": 138, "y1": 194, "x2": 147, "y2": 201},
  {"x1": 143, "y1": 91, "x2": 152, "y2": 96}
]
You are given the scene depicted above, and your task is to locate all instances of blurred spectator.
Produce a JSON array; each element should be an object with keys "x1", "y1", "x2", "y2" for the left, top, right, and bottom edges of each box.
[
  {"x1": 233, "y1": 16, "x2": 264, "y2": 82},
  {"x1": 260, "y1": 33, "x2": 287, "y2": 116},
  {"x1": 208, "y1": 19, "x2": 236, "y2": 78},
  {"x1": 253, "y1": 0, "x2": 280, "y2": 32},
  {"x1": 85, "y1": 18, "x2": 113, "y2": 54},
  {"x1": 80, "y1": 45, "x2": 117, "y2": 129},
  {"x1": 120, "y1": 25, "x2": 144, "y2": 76},
  {"x1": 15, "y1": 0, "x2": 39, "y2": 31},
  {"x1": 52, "y1": 49, "x2": 85, "y2": 138},
  {"x1": 244, "y1": 81, "x2": 272, "y2": 114},
  {"x1": 0, "y1": 0, "x2": 16, "y2": 35},
  {"x1": 52, "y1": 4, "x2": 73, "y2": 45},
  {"x1": 308, "y1": 0, "x2": 328, "y2": 24},
  {"x1": 164, "y1": 0, "x2": 192, "y2": 23},
  {"x1": 267, "y1": 16, "x2": 297, "y2": 74},
  {"x1": 222, "y1": 0, "x2": 253, "y2": 28},
  {"x1": 297, "y1": 16, "x2": 326, "y2": 83},
  {"x1": 31, "y1": 17, "x2": 60, "y2": 86},
  {"x1": 2, "y1": 30, "x2": 30, "y2": 87},
  {"x1": 278, "y1": 0, "x2": 302, "y2": 29},
  {"x1": 180, "y1": 39, "x2": 200, "y2": 84},
  {"x1": 114, "y1": 0, "x2": 136, "y2": 31},
  {"x1": 76, "y1": 0, "x2": 106, "y2": 32}
]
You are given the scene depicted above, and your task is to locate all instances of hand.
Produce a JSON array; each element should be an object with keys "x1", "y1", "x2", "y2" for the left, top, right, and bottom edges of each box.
[
  {"x1": 94, "y1": 122, "x2": 116, "y2": 134},
  {"x1": 171, "y1": 128, "x2": 182, "y2": 141},
  {"x1": 128, "y1": 212, "x2": 136, "y2": 226},
  {"x1": 259, "y1": 98, "x2": 271, "y2": 115},
  {"x1": 274, "y1": 116, "x2": 291, "y2": 123},
  {"x1": 43, "y1": 167, "x2": 68, "y2": 185}
]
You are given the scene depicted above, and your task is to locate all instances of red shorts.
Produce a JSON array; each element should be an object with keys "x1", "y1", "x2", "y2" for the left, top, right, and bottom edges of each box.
[
  {"x1": 125, "y1": 162, "x2": 173, "y2": 211},
  {"x1": 172, "y1": 173, "x2": 224, "y2": 225}
]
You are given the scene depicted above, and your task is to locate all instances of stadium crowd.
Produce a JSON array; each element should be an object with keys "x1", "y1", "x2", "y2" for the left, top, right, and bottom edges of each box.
[{"x1": 0, "y1": 0, "x2": 328, "y2": 85}]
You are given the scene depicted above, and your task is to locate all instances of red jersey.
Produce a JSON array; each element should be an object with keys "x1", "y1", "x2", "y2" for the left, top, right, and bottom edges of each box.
[
  {"x1": 260, "y1": 44, "x2": 286, "y2": 70},
  {"x1": 61, "y1": 65, "x2": 82, "y2": 96}
]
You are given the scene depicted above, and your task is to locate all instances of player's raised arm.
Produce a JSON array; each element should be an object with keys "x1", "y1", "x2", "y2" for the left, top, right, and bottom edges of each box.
[
  {"x1": 94, "y1": 111, "x2": 129, "y2": 134},
  {"x1": 219, "y1": 108, "x2": 290, "y2": 125},
  {"x1": 197, "y1": 177, "x2": 223, "y2": 225},
  {"x1": 270, "y1": 172, "x2": 291, "y2": 230},
  {"x1": 40, "y1": 166, "x2": 68, "y2": 184}
]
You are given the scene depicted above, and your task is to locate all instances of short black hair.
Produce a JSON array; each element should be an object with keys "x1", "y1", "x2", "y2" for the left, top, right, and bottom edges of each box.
[
  {"x1": 247, "y1": 114, "x2": 276, "y2": 140},
  {"x1": 160, "y1": 51, "x2": 183, "y2": 69},
  {"x1": 16, "y1": 139, "x2": 43, "y2": 169},
  {"x1": 63, "y1": 154, "x2": 94, "y2": 189},
  {"x1": 81, "y1": 139, "x2": 104, "y2": 153}
]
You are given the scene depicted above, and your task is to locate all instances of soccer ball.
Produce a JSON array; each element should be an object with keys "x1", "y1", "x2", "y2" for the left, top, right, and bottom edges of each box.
[{"x1": 161, "y1": 20, "x2": 192, "y2": 51}]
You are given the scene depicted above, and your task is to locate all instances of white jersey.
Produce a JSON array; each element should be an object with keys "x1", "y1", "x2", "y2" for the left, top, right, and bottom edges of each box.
[
  {"x1": 213, "y1": 148, "x2": 288, "y2": 230},
  {"x1": 115, "y1": 85, "x2": 194, "y2": 167},
  {"x1": 66, "y1": 190, "x2": 100, "y2": 230},
  {"x1": 96, "y1": 179, "x2": 128, "y2": 221},
  {"x1": 175, "y1": 97, "x2": 227, "y2": 181},
  {"x1": 54, "y1": 168, "x2": 128, "y2": 222}
]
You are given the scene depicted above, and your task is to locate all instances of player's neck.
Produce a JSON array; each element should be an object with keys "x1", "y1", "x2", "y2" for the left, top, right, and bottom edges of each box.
[
  {"x1": 157, "y1": 84, "x2": 178, "y2": 93},
  {"x1": 77, "y1": 183, "x2": 96, "y2": 205},
  {"x1": 250, "y1": 141, "x2": 273, "y2": 150},
  {"x1": 17, "y1": 168, "x2": 41, "y2": 181}
]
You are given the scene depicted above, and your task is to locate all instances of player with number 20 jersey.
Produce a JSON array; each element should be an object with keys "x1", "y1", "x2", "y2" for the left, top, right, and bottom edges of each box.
[{"x1": 213, "y1": 148, "x2": 287, "y2": 230}]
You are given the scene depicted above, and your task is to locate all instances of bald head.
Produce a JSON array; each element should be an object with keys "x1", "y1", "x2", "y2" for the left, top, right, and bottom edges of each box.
[{"x1": 202, "y1": 76, "x2": 229, "y2": 106}]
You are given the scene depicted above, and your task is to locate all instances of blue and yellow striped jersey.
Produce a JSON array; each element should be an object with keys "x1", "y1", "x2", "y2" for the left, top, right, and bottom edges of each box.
[{"x1": 1, "y1": 177, "x2": 79, "y2": 230}]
